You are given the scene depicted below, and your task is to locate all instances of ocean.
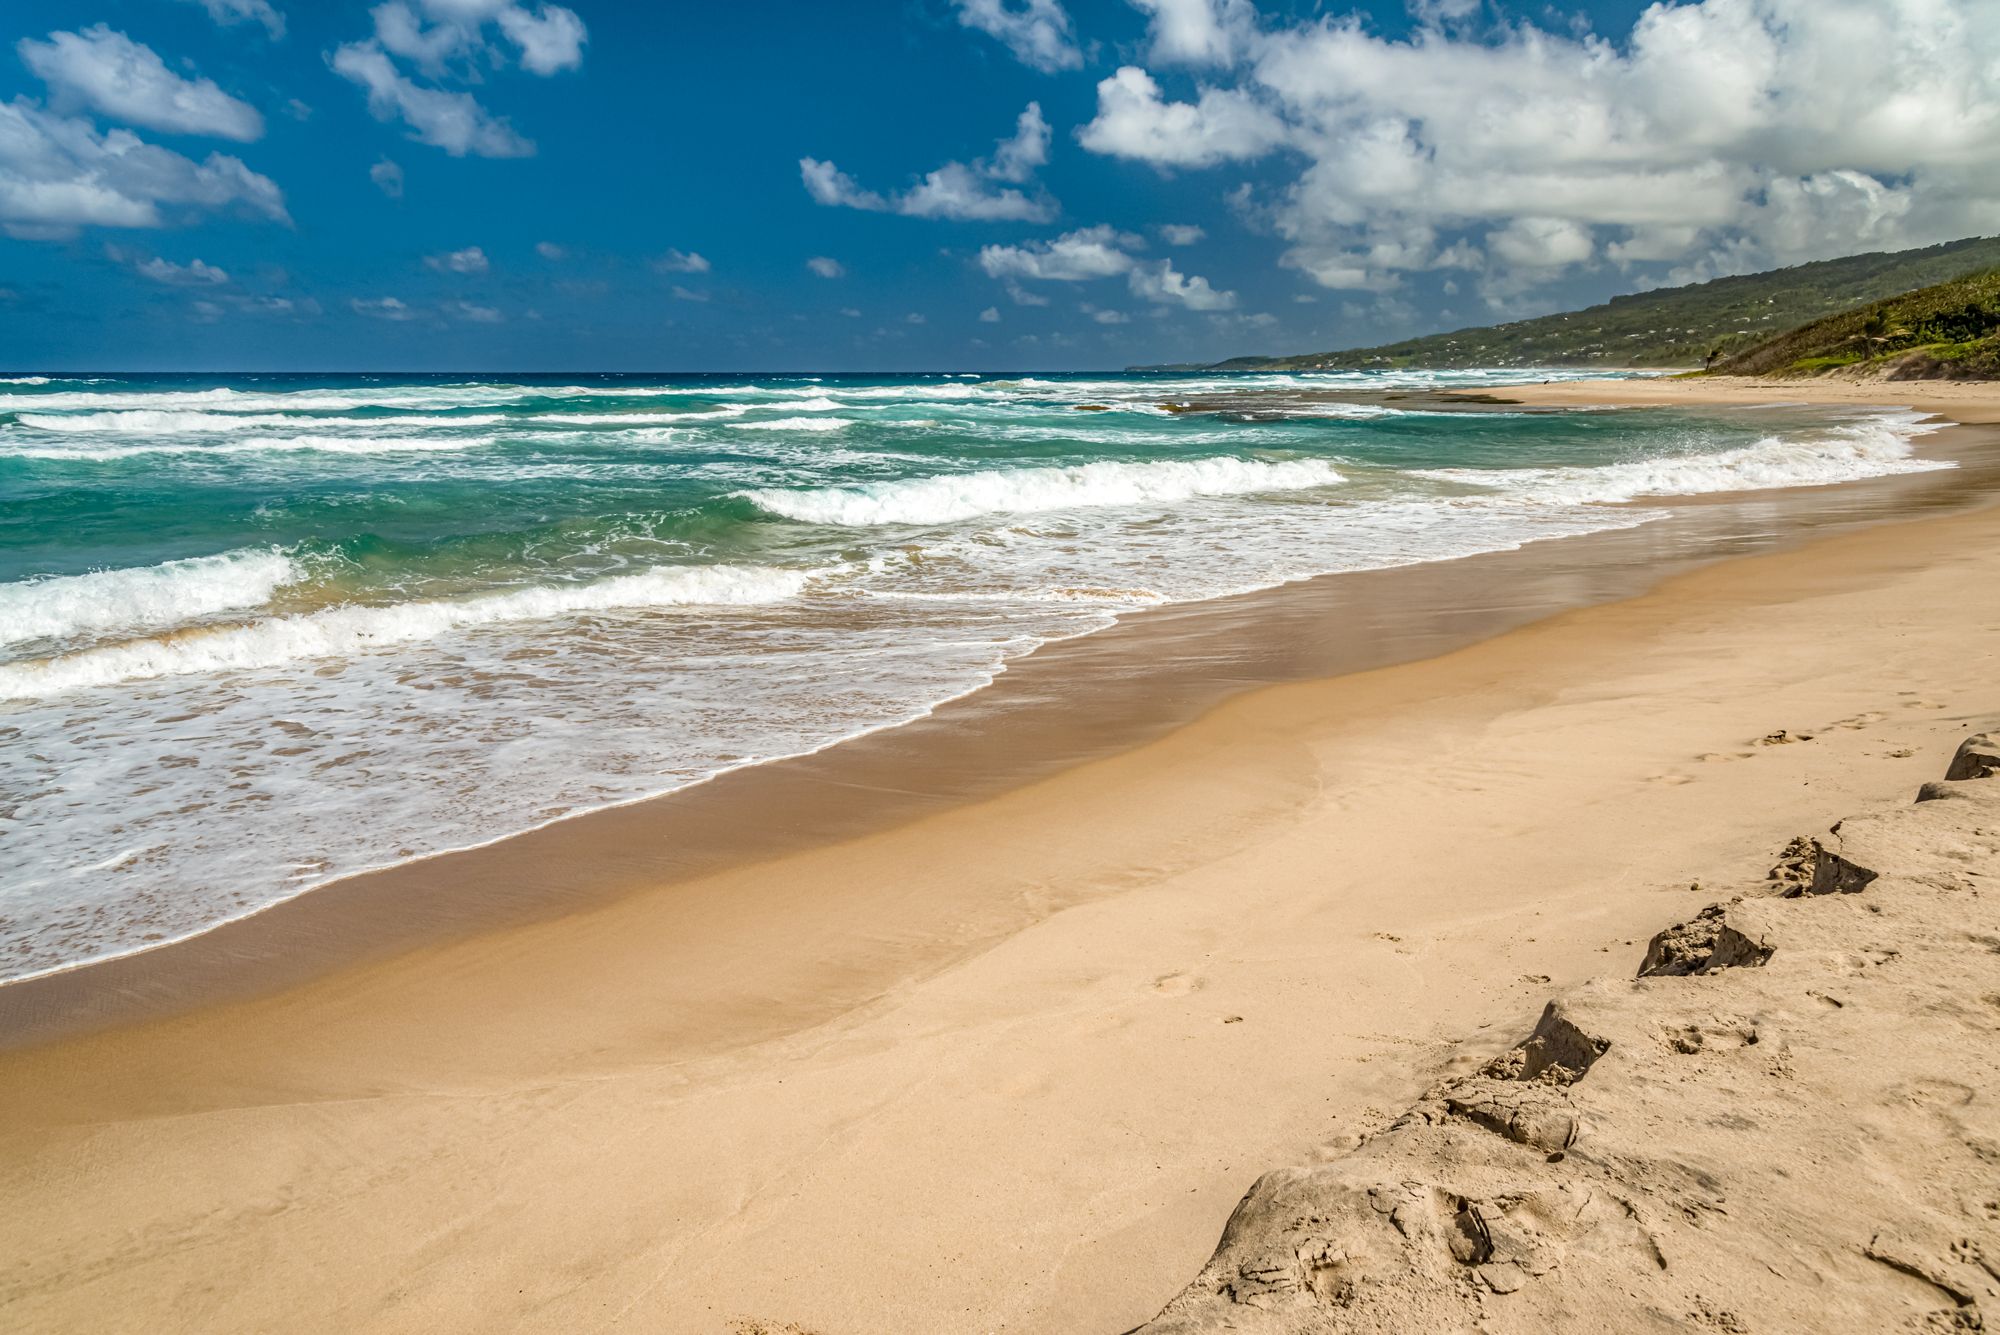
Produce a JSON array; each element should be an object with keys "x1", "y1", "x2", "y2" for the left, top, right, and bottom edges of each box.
[{"x1": 0, "y1": 369, "x2": 1952, "y2": 980}]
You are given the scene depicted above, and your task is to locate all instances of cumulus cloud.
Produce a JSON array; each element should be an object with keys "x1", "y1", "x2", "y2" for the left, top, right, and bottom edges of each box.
[
  {"x1": 952, "y1": 0, "x2": 1081, "y2": 73},
  {"x1": 803, "y1": 102, "x2": 1057, "y2": 223},
  {"x1": 806, "y1": 256, "x2": 845, "y2": 278},
  {"x1": 536, "y1": 240, "x2": 565, "y2": 259},
  {"x1": 979, "y1": 224, "x2": 1239, "y2": 311},
  {"x1": 182, "y1": 0, "x2": 286, "y2": 40},
  {"x1": 365, "y1": 1, "x2": 587, "y2": 77},
  {"x1": 652, "y1": 248, "x2": 710, "y2": 274},
  {"x1": 352, "y1": 295, "x2": 417, "y2": 320},
  {"x1": 1158, "y1": 223, "x2": 1206, "y2": 245},
  {"x1": 979, "y1": 305, "x2": 1001, "y2": 322},
  {"x1": 135, "y1": 255, "x2": 230, "y2": 285},
  {"x1": 1127, "y1": 257, "x2": 1236, "y2": 308},
  {"x1": 979, "y1": 225, "x2": 1140, "y2": 281},
  {"x1": 20, "y1": 27, "x2": 265, "y2": 142},
  {"x1": 1077, "y1": 67, "x2": 1284, "y2": 168},
  {"x1": 425, "y1": 244, "x2": 489, "y2": 274},
  {"x1": 0, "y1": 99, "x2": 288, "y2": 240},
  {"x1": 496, "y1": 4, "x2": 588, "y2": 74},
  {"x1": 1076, "y1": 0, "x2": 2000, "y2": 299},
  {"x1": 371, "y1": 157, "x2": 404, "y2": 196},
  {"x1": 1130, "y1": 0, "x2": 1257, "y2": 67},
  {"x1": 332, "y1": 1, "x2": 584, "y2": 158},
  {"x1": 332, "y1": 42, "x2": 534, "y2": 157},
  {"x1": 448, "y1": 299, "x2": 502, "y2": 322}
]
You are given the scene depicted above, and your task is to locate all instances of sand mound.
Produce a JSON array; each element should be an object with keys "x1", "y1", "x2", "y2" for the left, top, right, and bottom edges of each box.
[{"x1": 1132, "y1": 733, "x2": 2000, "y2": 1334}]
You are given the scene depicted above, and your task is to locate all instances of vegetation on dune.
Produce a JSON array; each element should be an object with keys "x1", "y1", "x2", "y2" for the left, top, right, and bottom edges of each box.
[
  {"x1": 1172, "y1": 235, "x2": 2000, "y2": 373},
  {"x1": 1710, "y1": 268, "x2": 2000, "y2": 380}
]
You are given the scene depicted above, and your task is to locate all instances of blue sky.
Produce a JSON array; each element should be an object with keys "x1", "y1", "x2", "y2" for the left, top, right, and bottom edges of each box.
[{"x1": 1, "y1": 0, "x2": 1993, "y2": 370}]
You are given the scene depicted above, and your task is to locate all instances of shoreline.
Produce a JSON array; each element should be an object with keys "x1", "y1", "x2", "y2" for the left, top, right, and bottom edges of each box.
[
  {"x1": 5, "y1": 378, "x2": 2000, "y2": 1333},
  {"x1": 0, "y1": 394, "x2": 1991, "y2": 1042}
]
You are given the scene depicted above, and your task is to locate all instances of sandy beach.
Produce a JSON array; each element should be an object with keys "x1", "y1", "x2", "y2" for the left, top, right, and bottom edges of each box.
[{"x1": 5, "y1": 377, "x2": 2000, "y2": 1334}]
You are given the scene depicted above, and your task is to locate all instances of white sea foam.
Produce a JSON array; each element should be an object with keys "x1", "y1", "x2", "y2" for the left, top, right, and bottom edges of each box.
[
  {"x1": 1, "y1": 434, "x2": 496, "y2": 461},
  {"x1": 16, "y1": 410, "x2": 506, "y2": 433},
  {"x1": 1, "y1": 375, "x2": 52, "y2": 385},
  {"x1": 0, "y1": 386, "x2": 530, "y2": 413},
  {"x1": 0, "y1": 563, "x2": 815, "y2": 699},
  {"x1": 532, "y1": 405, "x2": 752, "y2": 425},
  {"x1": 727, "y1": 416, "x2": 853, "y2": 432},
  {"x1": 0, "y1": 547, "x2": 302, "y2": 649},
  {"x1": 738, "y1": 456, "x2": 1345, "y2": 526},
  {"x1": 1417, "y1": 417, "x2": 1949, "y2": 504}
]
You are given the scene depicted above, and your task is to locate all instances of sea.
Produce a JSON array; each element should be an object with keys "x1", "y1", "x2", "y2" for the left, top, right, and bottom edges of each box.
[{"x1": 0, "y1": 369, "x2": 1954, "y2": 981}]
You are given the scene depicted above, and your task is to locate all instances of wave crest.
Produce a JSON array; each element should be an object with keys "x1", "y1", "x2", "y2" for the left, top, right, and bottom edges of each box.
[
  {"x1": 1416, "y1": 418, "x2": 1948, "y2": 503},
  {"x1": 0, "y1": 548, "x2": 302, "y2": 650},
  {"x1": 0, "y1": 563, "x2": 815, "y2": 699},
  {"x1": 737, "y1": 456, "x2": 1345, "y2": 526}
]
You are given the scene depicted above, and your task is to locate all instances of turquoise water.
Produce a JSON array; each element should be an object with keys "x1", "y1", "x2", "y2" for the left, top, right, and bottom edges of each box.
[{"x1": 0, "y1": 370, "x2": 1950, "y2": 978}]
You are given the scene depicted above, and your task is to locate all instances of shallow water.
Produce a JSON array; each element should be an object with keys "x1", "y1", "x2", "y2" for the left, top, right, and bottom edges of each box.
[{"x1": 0, "y1": 369, "x2": 1951, "y2": 979}]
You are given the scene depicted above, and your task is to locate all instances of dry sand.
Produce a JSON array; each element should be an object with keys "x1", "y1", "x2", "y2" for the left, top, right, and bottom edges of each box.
[{"x1": 4, "y1": 379, "x2": 2000, "y2": 1334}]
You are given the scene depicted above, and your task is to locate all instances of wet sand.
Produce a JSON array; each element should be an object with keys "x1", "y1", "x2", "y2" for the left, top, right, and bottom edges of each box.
[{"x1": 4, "y1": 380, "x2": 2000, "y2": 1333}]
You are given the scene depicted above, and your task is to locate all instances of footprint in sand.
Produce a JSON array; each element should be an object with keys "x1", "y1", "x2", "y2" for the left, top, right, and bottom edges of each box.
[
  {"x1": 1151, "y1": 972, "x2": 1202, "y2": 997},
  {"x1": 1826, "y1": 711, "x2": 1887, "y2": 731},
  {"x1": 1649, "y1": 773, "x2": 1697, "y2": 786},
  {"x1": 1903, "y1": 699, "x2": 1948, "y2": 710}
]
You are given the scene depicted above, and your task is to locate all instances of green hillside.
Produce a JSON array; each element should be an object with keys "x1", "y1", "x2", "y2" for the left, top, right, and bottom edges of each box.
[
  {"x1": 1710, "y1": 268, "x2": 2000, "y2": 379},
  {"x1": 1200, "y1": 235, "x2": 2000, "y2": 372}
]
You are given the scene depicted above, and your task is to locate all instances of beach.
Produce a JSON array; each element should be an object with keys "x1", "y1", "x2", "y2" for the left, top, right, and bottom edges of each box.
[{"x1": 5, "y1": 376, "x2": 2000, "y2": 1333}]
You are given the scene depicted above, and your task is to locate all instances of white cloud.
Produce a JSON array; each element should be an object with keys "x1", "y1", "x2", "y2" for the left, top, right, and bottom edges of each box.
[
  {"x1": 20, "y1": 26, "x2": 264, "y2": 142},
  {"x1": 448, "y1": 299, "x2": 502, "y2": 322},
  {"x1": 806, "y1": 255, "x2": 845, "y2": 278},
  {"x1": 366, "y1": 1, "x2": 586, "y2": 77},
  {"x1": 332, "y1": 2, "x2": 583, "y2": 158},
  {"x1": 496, "y1": 4, "x2": 587, "y2": 74},
  {"x1": 1158, "y1": 223, "x2": 1205, "y2": 245},
  {"x1": 1129, "y1": 0, "x2": 1257, "y2": 67},
  {"x1": 980, "y1": 225, "x2": 1237, "y2": 311},
  {"x1": 978, "y1": 305, "x2": 1001, "y2": 322},
  {"x1": 1127, "y1": 257, "x2": 1237, "y2": 309},
  {"x1": 1089, "y1": 306, "x2": 1131, "y2": 323},
  {"x1": 652, "y1": 248, "x2": 710, "y2": 274},
  {"x1": 371, "y1": 157, "x2": 404, "y2": 197},
  {"x1": 799, "y1": 158, "x2": 886, "y2": 211},
  {"x1": 906, "y1": 312, "x2": 926, "y2": 324},
  {"x1": 536, "y1": 240, "x2": 565, "y2": 259},
  {"x1": 182, "y1": 0, "x2": 286, "y2": 41},
  {"x1": 0, "y1": 99, "x2": 287, "y2": 240},
  {"x1": 1080, "y1": 0, "x2": 2000, "y2": 297},
  {"x1": 352, "y1": 295, "x2": 417, "y2": 320},
  {"x1": 425, "y1": 244, "x2": 489, "y2": 274},
  {"x1": 136, "y1": 256, "x2": 230, "y2": 285},
  {"x1": 1077, "y1": 67, "x2": 1285, "y2": 168},
  {"x1": 987, "y1": 103, "x2": 1050, "y2": 183},
  {"x1": 332, "y1": 42, "x2": 533, "y2": 157},
  {"x1": 670, "y1": 285, "x2": 709, "y2": 302},
  {"x1": 979, "y1": 225, "x2": 1139, "y2": 281},
  {"x1": 803, "y1": 102, "x2": 1056, "y2": 223},
  {"x1": 838, "y1": 306, "x2": 861, "y2": 318},
  {"x1": 952, "y1": 0, "x2": 1081, "y2": 73}
]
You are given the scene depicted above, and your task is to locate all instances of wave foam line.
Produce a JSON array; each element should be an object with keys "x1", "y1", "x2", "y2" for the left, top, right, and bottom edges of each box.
[
  {"x1": 738, "y1": 456, "x2": 1345, "y2": 526},
  {"x1": 1, "y1": 386, "x2": 529, "y2": 413},
  {"x1": 726, "y1": 416, "x2": 853, "y2": 433},
  {"x1": 0, "y1": 563, "x2": 815, "y2": 699},
  {"x1": 16, "y1": 410, "x2": 507, "y2": 433},
  {"x1": 1, "y1": 434, "x2": 495, "y2": 461},
  {"x1": 1416, "y1": 417, "x2": 1949, "y2": 504},
  {"x1": 0, "y1": 547, "x2": 301, "y2": 650}
]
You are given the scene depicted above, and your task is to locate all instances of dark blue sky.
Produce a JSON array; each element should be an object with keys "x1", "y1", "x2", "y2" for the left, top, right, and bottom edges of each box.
[{"x1": 1, "y1": 0, "x2": 1987, "y2": 370}]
